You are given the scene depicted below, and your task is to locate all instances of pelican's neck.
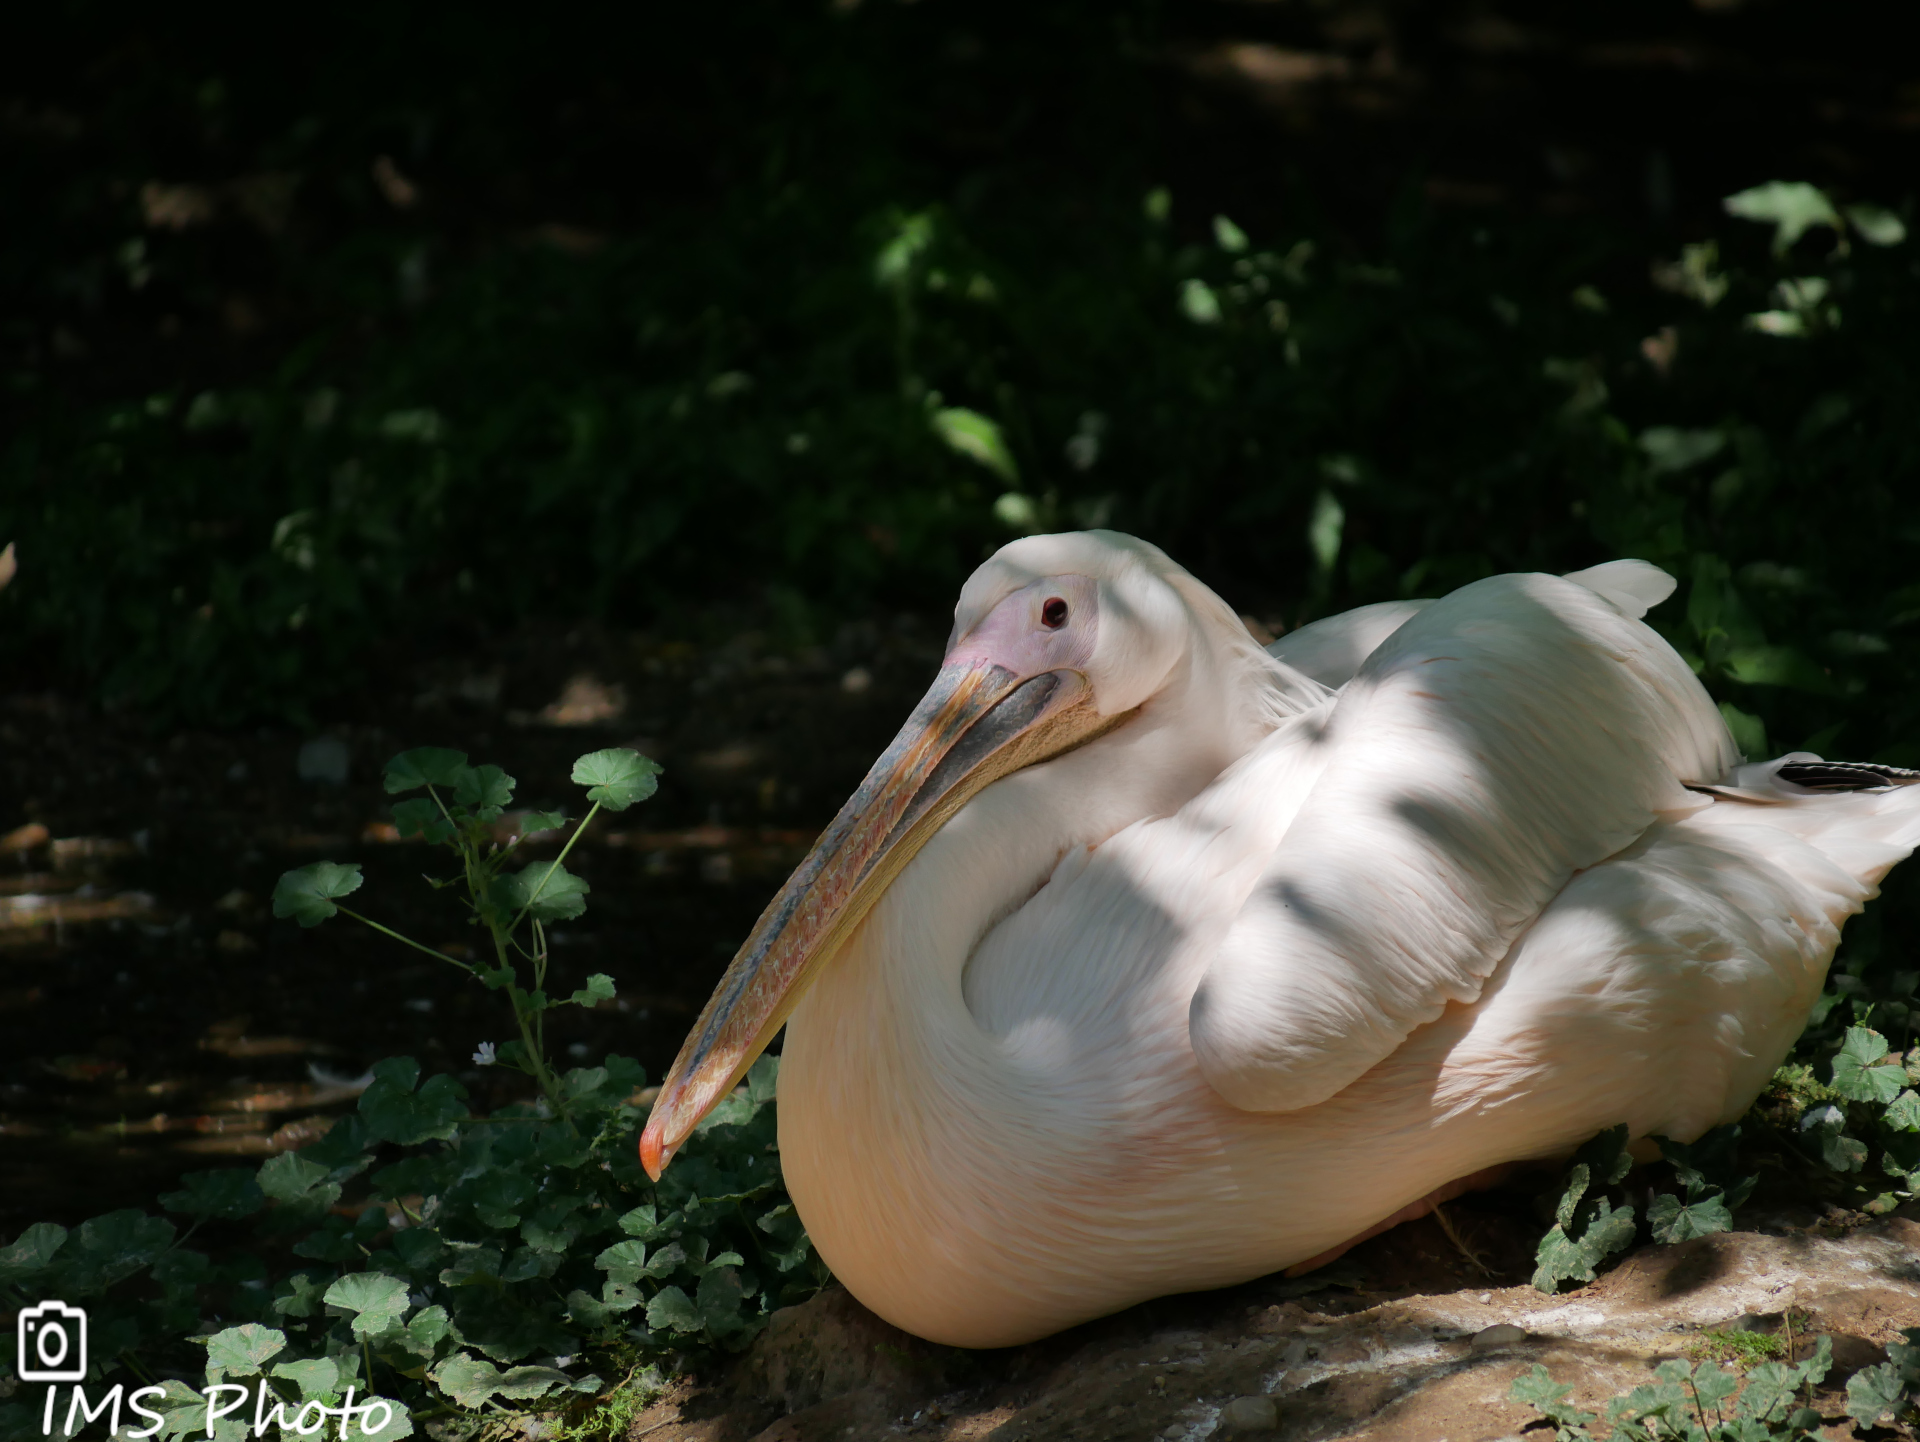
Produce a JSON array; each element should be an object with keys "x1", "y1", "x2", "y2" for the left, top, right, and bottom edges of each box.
[{"x1": 789, "y1": 621, "x2": 1318, "y2": 1060}]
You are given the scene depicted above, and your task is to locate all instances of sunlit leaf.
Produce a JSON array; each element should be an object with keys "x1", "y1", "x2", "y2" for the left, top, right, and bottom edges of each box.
[
  {"x1": 571, "y1": 748, "x2": 662, "y2": 811},
  {"x1": 1308, "y1": 490, "x2": 1344, "y2": 573},
  {"x1": 499, "y1": 860, "x2": 590, "y2": 922},
  {"x1": 930, "y1": 407, "x2": 1019, "y2": 483},
  {"x1": 1179, "y1": 278, "x2": 1221, "y2": 324},
  {"x1": 1723, "y1": 180, "x2": 1841, "y2": 254},
  {"x1": 1510, "y1": 1364, "x2": 1596, "y2": 1430},
  {"x1": 1844, "y1": 204, "x2": 1907, "y2": 247},
  {"x1": 1845, "y1": 1361, "x2": 1907, "y2": 1427},
  {"x1": 268, "y1": 1356, "x2": 339, "y2": 1401},
  {"x1": 325, "y1": 1271, "x2": 411, "y2": 1337},
  {"x1": 205, "y1": 1323, "x2": 285, "y2": 1376},
  {"x1": 1212, "y1": 214, "x2": 1249, "y2": 253},
  {"x1": 1647, "y1": 1191, "x2": 1732, "y2": 1244},
  {"x1": 1831, "y1": 1027, "x2": 1905, "y2": 1103},
  {"x1": 271, "y1": 861, "x2": 363, "y2": 926},
  {"x1": 567, "y1": 973, "x2": 616, "y2": 1008}
]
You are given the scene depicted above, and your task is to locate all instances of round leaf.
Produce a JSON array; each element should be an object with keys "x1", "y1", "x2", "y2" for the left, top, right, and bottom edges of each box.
[
  {"x1": 271, "y1": 861, "x2": 364, "y2": 927},
  {"x1": 570, "y1": 749, "x2": 662, "y2": 811}
]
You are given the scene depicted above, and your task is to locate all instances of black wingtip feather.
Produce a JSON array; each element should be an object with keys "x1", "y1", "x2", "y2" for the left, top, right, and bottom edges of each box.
[{"x1": 1776, "y1": 760, "x2": 1920, "y2": 792}]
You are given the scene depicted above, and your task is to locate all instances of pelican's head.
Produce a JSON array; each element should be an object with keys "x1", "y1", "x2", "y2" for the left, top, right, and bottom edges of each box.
[{"x1": 639, "y1": 530, "x2": 1222, "y2": 1175}]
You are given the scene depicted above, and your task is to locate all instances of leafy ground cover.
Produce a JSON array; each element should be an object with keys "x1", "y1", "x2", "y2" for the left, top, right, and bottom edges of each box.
[{"x1": 1, "y1": 748, "x2": 826, "y2": 1441}]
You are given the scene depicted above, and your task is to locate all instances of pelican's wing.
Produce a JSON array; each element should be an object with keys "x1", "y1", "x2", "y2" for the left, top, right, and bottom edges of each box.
[
  {"x1": 1190, "y1": 566, "x2": 1739, "y2": 1112},
  {"x1": 1267, "y1": 600, "x2": 1431, "y2": 688}
]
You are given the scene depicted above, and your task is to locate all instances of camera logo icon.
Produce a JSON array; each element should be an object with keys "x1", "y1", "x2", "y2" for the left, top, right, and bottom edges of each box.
[{"x1": 17, "y1": 1300, "x2": 87, "y2": 1383}]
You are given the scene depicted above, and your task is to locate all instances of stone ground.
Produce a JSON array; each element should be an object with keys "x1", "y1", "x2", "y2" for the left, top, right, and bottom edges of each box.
[{"x1": 626, "y1": 1209, "x2": 1920, "y2": 1442}]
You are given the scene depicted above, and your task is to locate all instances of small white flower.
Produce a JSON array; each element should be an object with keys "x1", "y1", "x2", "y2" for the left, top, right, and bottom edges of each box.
[{"x1": 473, "y1": 1041, "x2": 497, "y2": 1066}]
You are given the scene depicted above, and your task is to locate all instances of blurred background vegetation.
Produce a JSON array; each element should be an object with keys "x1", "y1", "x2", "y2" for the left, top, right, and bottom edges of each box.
[{"x1": 4, "y1": 0, "x2": 1916, "y2": 758}]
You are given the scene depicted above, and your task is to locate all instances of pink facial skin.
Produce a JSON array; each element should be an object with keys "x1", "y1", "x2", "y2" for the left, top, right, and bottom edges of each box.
[{"x1": 946, "y1": 574, "x2": 1101, "y2": 683}]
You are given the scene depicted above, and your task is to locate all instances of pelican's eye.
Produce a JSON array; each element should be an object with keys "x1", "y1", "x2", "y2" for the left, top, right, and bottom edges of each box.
[{"x1": 1041, "y1": 597, "x2": 1069, "y2": 629}]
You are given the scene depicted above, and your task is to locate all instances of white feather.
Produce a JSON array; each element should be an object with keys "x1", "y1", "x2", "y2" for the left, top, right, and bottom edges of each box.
[{"x1": 772, "y1": 539, "x2": 1917, "y2": 1348}]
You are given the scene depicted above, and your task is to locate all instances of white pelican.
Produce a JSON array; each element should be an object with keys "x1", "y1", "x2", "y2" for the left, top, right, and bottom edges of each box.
[{"x1": 639, "y1": 530, "x2": 1920, "y2": 1348}]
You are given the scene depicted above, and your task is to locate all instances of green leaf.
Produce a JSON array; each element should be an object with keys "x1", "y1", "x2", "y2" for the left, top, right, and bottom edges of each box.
[
  {"x1": 601, "y1": 1280, "x2": 644, "y2": 1314},
  {"x1": 514, "y1": 809, "x2": 568, "y2": 837},
  {"x1": 1736, "y1": 1360, "x2": 1803, "y2": 1420},
  {"x1": 1509, "y1": 1364, "x2": 1596, "y2": 1430},
  {"x1": 1723, "y1": 180, "x2": 1841, "y2": 253},
  {"x1": 1647, "y1": 1191, "x2": 1733, "y2": 1244},
  {"x1": 1212, "y1": 214, "x2": 1249, "y2": 253},
  {"x1": 396, "y1": 1306, "x2": 451, "y2": 1360},
  {"x1": 568, "y1": 1288, "x2": 615, "y2": 1329},
  {"x1": 271, "y1": 861, "x2": 364, "y2": 926},
  {"x1": 1723, "y1": 644, "x2": 1835, "y2": 695},
  {"x1": 352, "y1": 1398, "x2": 414, "y2": 1442},
  {"x1": 1832, "y1": 1027, "x2": 1905, "y2": 1104},
  {"x1": 1844, "y1": 203, "x2": 1907, "y2": 247},
  {"x1": 359, "y1": 1059, "x2": 468, "y2": 1145},
  {"x1": 390, "y1": 798, "x2": 455, "y2": 845},
  {"x1": 454, "y1": 764, "x2": 515, "y2": 821},
  {"x1": 271, "y1": 1272, "x2": 328, "y2": 1318},
  {"x1": 697, "y1": 1266, "x2": 747, "y2": 1337},
  {"x1": 1821, "y1": 1129, "x2": 1869, "y2": 1172},
  {"x1": 1639, "y1": 426, "x2": 1725, "y2": 474},
  {"x1": 595, "y1": 1239, "x2": 649, "y2": 1284},
  {"x1": 1691, "y1": 1360, "x2": 1740, "y2": 1410},
  {"x1": 1178, "y1": 278, "x2": 1221, "y2": 325},
  {"x1": 429, "y1": 1354, "x2": 568, "y2": 1409},
  {"x1": 1845, "y1": 1362, "x2": 1908, "y2": 1428},
  {"x1": 645, "y1": 1285, "x2": 701, "y2": 1334},
  {"x1": 161, "y1": 1168, "x2": 266, "y2": 1221},
  {"x1": 384, "y1": 748, "x2": 469, "y2": 793},
  {"x1": 1887, "y1": 1090, "x2": 1920, "y2": 1132},
  {"x1": 1532, "y1": 1197, "x2": 1637, "y2": 1292},
  {"x1": 63, "y1": 1210, "x2": 176, "y2": 1293},
  {"x1": 499, "y1": 860, "x2": 590, "y2": 922},
  {"x1": 929, "y1": 407, "x2": 1019, "y2": 483},
  {"x1": 1576, "y1": 1123, "x2": 1634, "y2": 1187},
  {"x1": 1308, "y1": 489, "x2": 1344, "y2": 573},
  {"x1": 570, "y1": 747, "x2": 662, "y2": 811},
  {"x1": 268, "y1": 1357, "x2": 340, "y2": 1401},
  {"x1": 256, "y1": 1152, "x2": 341, "y2": 1222},
  {"x1": 0, "y1": 1222, "x2": 68, "y2": 1284},
  {"x1": 324, "y1": 1272, "x2": 412, "y2": 1337},
  {"x1": 567, "y1": 973, "x2": 617, "y2": 1008},
  {"x1": 205, "y1": 1323, "x2": 286, "y2": 1376}
]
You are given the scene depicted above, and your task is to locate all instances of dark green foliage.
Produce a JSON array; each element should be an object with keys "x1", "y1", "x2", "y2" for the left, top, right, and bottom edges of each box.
[
  {"x1": 1532, "y1": 1125, "x2": 1638, "y2": 1292},
  {"x1": 3, "y1": 2, "x2": 1918, "y2": 744},
  {"x1": 0, "y1": 745, "x2": 821, "y2": 1438},
  {"x1": 0, "y1": 1055, "x2": 816, "y2": 1441},
  {"x1": 1648, "y1": 1126, "x2": 1757, "y2": 1246}
]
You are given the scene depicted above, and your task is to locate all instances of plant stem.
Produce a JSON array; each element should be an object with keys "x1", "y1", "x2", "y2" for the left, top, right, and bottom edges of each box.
[
  {"x1": 508, "y1": 801, "x2": 603, "y2": 935},
  {"x1": 336, "y1": 906, "x2": 472, "y2": 972}
]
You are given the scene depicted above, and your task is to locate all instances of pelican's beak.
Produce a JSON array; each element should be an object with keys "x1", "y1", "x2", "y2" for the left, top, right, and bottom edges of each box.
[{"x1": 639, "y1": 659, "x2": 1112, "y2": 1177}]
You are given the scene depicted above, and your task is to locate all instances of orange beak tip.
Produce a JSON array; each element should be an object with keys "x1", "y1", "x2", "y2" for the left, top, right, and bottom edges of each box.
[{"x1": 639, "y1": 1122, "x2": 667, "y2": 1181}]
